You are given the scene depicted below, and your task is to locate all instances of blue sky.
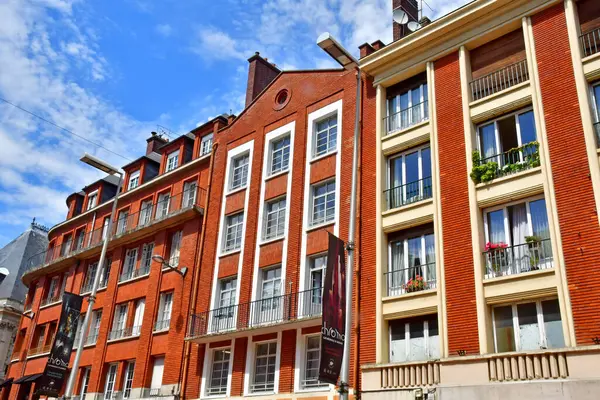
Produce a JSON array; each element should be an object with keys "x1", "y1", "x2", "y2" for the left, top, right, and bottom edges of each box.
[{"x1": 0, "y1": 0, "x2": 469, "y2": 248}]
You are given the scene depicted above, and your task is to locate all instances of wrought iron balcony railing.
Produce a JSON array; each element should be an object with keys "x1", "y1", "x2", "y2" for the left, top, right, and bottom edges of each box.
[
  {"x1": 188, "y1": 288, "x2": 323, "y2": 338},
  {"x1": 384, "y1": 177, "x2": 433, "y2": 211},
  {"x1": 28, "y1": 344, "x2": 52, "y2": 357},
  {"x1": 469, "y1": 59, "x2": 529, "y2": 101},
  {"x1": 483, "y1": 238, "x2": 553, "y2": 279},
  {"x1": 119, "y1": 265, "x2": 151, "y2": 283},
  {"x1": 108, "y1": 325, "x2": 141, "y2": 341},
  {"x1": 580, "y1": 27, "x2": 600, "y2": 58},
  {"x1": 471, "y1": 142, "x2": 540, "y2": 184},
  {"x1": 40, "y1": 292, "x2": 62, "y2": 307},
  {"x1": 384, "y1": 262, "x2": 437, "y2": 297},
  {"x1": 154, "y1": 319, "x2": 170, "y2": 332},
  {"x1": 384, "y1": 101, "x2": 429, "y2": 135}
]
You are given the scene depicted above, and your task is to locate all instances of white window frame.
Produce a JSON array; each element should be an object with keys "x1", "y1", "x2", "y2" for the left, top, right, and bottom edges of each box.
[
  {"x1": 116, "y1": 209, "x2": 129, "y2": 235},
  {"x1": 210, "y1": 278, "x2": 237, "y2": 333},
  {"x1": 386, "y1": 82, "x2": 429, "y2": 133},
  {"x1": 229, "y1": 153, "x2": 250, "y2": 191},
  {"x1": 309, "y1": 180, "x2": 336, "y2": 227},
  {"x1": 248, "y1": 340, "x2": 279, "y2": 394},
  {"x1": 87, "y1": 190, "x2": 98, "y2": 211},
  {"x1": 222, "y1": 213, "x2": 244, "y2": 254},
  {"x1": 88, "y1": 309, "x2": 102, "y2": 345},
  {"x1": 155, "y1": 291, "x2": 173, "y2": 332},
  {"x1": 121, "y1": 247, "x2": 139, "y2": 281},
  {"x1": 269, "y1": 135, "x2": 291, "y2": 175},
  {"x1": 123, "y1": 361, "x2": 135, "y2": 399},
  {"x1": 476, "y1": 107, "x2": 536, "y2": 162},
  {"x1": 262, "y1": 197, "x2": 286, "y2": 242},
  {"x1": 168, "y1": 231, "x2": 183, "y2": 267},
  {"x1": 132, "y1": 298, "x2": 145, "y2": 336},
  {"x1": 491, "y1": 298, "x2": 564, "y2": 353},
  {"x1": 111, "y1": 303, "x2": 128, "y2": 339},
  {"x1": 80, "y1": 367, "x2": 91, "y2": 398},
  {"x1": 205, "y1": 347, "x2": 232, "y2": 397},
  {"x1": 388, "y1": 315, "x2": 440, "y2": 363},
  {"x1": 386, "y1": 144, "x2": 432, "y2": 208},
  {"x1": 200, "y1": 133, "x2": 214, "y2": 156},
  {"x1": 101, "y1": 217, "x2": 110, "y2": 240},
  {"x1": 140, "y1": 242, "x2": 154, "y2": 274},
  {"x1": 150, "y1": 356, "x2": 165, "y2": 393},
  {"x1": 104, "y1": 364, "x2": 118, "y2": 400},
  {"x1": 166, "y1": 150, "x2": 180, "y2": 172},
  {"x1": 313, "y1": 114, "x2": 338, "y2": 158},
  {"x1": 183, "y1": 181, "x2": 198, "y2": 208},
  {"x1": 128, "y1": 170, "x2": 141, "y2": 190},
  {"x1": 387, "y1": 232, "x2": 436, "y2": 296},
  {"x1": 155, "y1": 192, "x2": 170, "y2": 219},
  {"x1": 139, "y1": 199, "x2": 153, "y2": 226},
  {"x1": 300, "y1": 334, "x2": 328, "y2": 391}
]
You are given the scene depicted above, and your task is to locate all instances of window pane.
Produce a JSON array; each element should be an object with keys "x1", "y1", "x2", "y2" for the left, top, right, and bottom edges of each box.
[
  {"x1": 427, "y1": 317, "x2": 440, "y2": 359},
  {"x1": 529, "y1": 199, "x2": 550, "y2": 240},
  {"x1": 421, "y1": 148, "x2": 431, "y2": 179},
  {"x1": 389, "y1": 156, "x2": 403, "y2": 188},
  {"x1": 487, "y1": 210, "x2": 506, "y2": 244},
  {"x1": 480, "y1": 123, "x2": 497, "y2": 159},
  {"x1": 542, "y1": 300, "x2": 565, "y2": 349},
  {"x1": 518, "y1": 111, "x2": 537, "y2": 145},
  {"x1": 517, "y1": 303, "x2": 541, "y2": 351},
  {"x1": 389, "y1": 320, "x2": 406, "y2": 363},
  {"x1": 409, "y1": 320, "x2": 426, "y2": 361},
  {"x1": 494, "y1": 306, "x2": 515, "y2": 353},
  {"x1": 405, "y1": 151, "x2": 419, "y2": 184}
]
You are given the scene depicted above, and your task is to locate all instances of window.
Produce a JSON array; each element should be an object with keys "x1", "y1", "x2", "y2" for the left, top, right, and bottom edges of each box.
[
  {"x1": 128, "y1": 170, "x2": 140, "y2": 190},
  {"x1": 389, "y1": 315, "x2": 439, "y2": 363},
  {"x1": 140, "y1": 242, "x2": 154, "y2": 274},
  {"x1": 200, "y1": 133, "x2": 213, "y2": 156},
  {"x1": 386, "y1": 82, "x2": 428, "y2": 133},
  {"x1": 388, "y1": 229, "x2": 435, "y2": 296},
  {"x1": 212, "y1": 278, "x2": 237, "y2": 332},
  {"x1": 46, "y1": 276, "x2": 61, "y2": 303},
  {"x1": 269, "y1": 136, "x2": 290, "y2": 175},
  {"x1": 302, "y1": 335, "x2": 327, "y2": 389},
  {"x1": 123, "y1": 362, "x2": 135, "y2": 399},
  {"x1": 493, "y1": 299, "x2": 564, "y2": 352},
  {"x1": 35, "y1": 325, "x2": 46, "y2": 348},
  {"x1": 80, "y1": 367, "x2": 91, "y2": 398},
  {"x1": 254, "y1": 267, "x2": 282, "y2": 325},
  {"x1": 101, "y1": 217, "x2": 110, "y2": 240},
  {"x1": 183, "y1": 181, "x2": 197, "y2": 208},
  {"x1": 132, "y1": 298, "x2": 145, "y2": 336},
  {"x1": 263, "y1": 197, "x2": 286, "y2": 241},
  {"x1": 121, "y1": 248, "x2": 139, "y2": 281},
  {"x1": 155, "y1": 192, "x2": 170, "y2": 219},
  {"x1": 593, "y1": 83, "x2": 600, "y2": 147},
  {"x1": 310, "y1": 180, "x2": 335, "y2": 226},
  {"x1": 169, "y1": 231, "x2": 182, "y2": 267},
  {"x1": 303, "y1": 254, "x2": 326, "y2": 317},
  {"x1": 207, "y1": 348, "x2": 231, "y2": 396},
  {"x1": 483, "y1": 197, "x2": 552, "y2": 278},
  {"x1": 82, "y1": 262, "x2": 98, "y2": 293},
  {"x1": 314, "y1": 115, "x2": 337, "y2": 157},
  {"x1": 104, "y1": 364, "x2": 118, "y2": 400},
  {"x1": 99, "y1": 257, "x2": 112, "y2": 288},
  {"x1": 61, "y1": 234, "x2": 73, "y2": 256},
  {"x1": 87, "y1": 310, "x2": 102, "y2": 345},
  {"x1": 116, "y1": 209, "x2": 129, "y2": 235},
  {"x1": 139, "y1": 199, "x2": 153, "y2": 226},
  {"x1": 387, "y1": 146, "x2": 432, "y2": 210},
  {"x1": 230, "y1": 153, "x2": 249, "y2": 190},
  {"x1": 87, "y1": 191, "x2": 98, "y2": 211},
  {"x1": 477, "y1": 109, "x2": 537, "y2": 167},
  {"x1": 150, "y1": 357, "x2": 165, "y2": 395},
  {"x1": 251, "y1": 342, "x2": 277, "y2": 393},
  {"x1": 75, "y1": 229, "x2": 86, "y2": 251},
  {"x1": 166, "y1": 150, "x2": 180, "y2": 172},
  {"x1": 155, "y1": 292, "x2": 173, "y2": 332},
  {"x1": 110, "y1": 304, "x2": 128, "y2": 340},
  {"x1": 223, "y1": 213, "x2": 244, "y2": 253}
]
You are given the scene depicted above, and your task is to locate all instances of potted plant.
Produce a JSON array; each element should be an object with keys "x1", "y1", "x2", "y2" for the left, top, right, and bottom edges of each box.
[
  {"x1": 525, "y1": 235, "x2": 542, "y2": 270},
  {"x1": 404, "y1": 275, "x2": 427, "y2": 293},
  {"x1": 485, "y1": 242, "x2": 508, "y2": 276}
]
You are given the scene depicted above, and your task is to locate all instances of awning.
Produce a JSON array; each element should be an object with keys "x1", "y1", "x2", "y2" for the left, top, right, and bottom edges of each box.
[
  {"x1": 0, "y1": 378, "x2": 13, "y2": 388},
  {"x1": 13, "y1": 374, "x2": 43, "y2": 384}
]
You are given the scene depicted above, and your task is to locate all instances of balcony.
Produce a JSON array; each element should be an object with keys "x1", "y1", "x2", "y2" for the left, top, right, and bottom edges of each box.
[
  {"x1": 23, "y1": 186, "x2": 206, "y2": 285},
  {"x1": 108, "y1": 326, "x2": 141, "y2": 341},
  {"x1": 119, "y1": 265, "x2": 150, "y2": 283},
  {"x1": 580, "y1": 27, "x2": 600, "y2": 58},
  {"x1": 469, "y1": 60, "x2": 529, "y2": 102},
  {"x1": 483, "y1": 239, "x2": 553, "y2": 280},
  {"x1": 384, "y1": 101, "x2": 429, "y2": 136},
  {"x1": 40, "y1": 293, "x2": 62, "y2": 308},
  {"x1": 27, "y1": 344, "x2": 51, "y2": 358},
  {"x1": 385, "y1": 262, "x2": 436, "y2": 297},
  {"x1": 187, "y1": 289, "x2": 322, "y2": 340},
  {"x1": 471, "y1": 142, "x2": 540, "y2": 184},
  {"x1": 384, "y1": 177, "x2": 432, "y2": 211}
]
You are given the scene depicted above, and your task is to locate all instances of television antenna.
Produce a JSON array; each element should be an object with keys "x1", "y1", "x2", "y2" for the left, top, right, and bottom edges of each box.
[{"x1": 393, "y1": 0, "x2": 435, "y2": 33}]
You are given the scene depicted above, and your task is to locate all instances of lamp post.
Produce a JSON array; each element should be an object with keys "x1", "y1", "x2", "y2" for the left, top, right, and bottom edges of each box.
[
  {"x1": 63, "y1": 153, "x2": 123, "y2": 399},
  {"x1": 317, "y1": 33, "x2": 361, "y2": 400},
  {"x1": 151, "y1": 255, "x2": 188, "y2": 278}
]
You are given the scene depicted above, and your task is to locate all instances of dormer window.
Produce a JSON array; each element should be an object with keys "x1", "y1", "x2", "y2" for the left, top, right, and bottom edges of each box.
[
  {"x1": 87, "y1": 191, "x2": 98, "y2": 211},
  {"x1": 166, "y1": 150, "x2": 180, "y2": 173},
  {"x1": 200, "y1": 134, "x2": 213, "y2": 156},
  {"x1": 128, "y1": 170, "x2": 140, "y2": 190}
]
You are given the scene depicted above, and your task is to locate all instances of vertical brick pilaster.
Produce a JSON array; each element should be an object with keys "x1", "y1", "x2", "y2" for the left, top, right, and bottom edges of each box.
[
  {"x1": 435, "y1": 52, "x2": 479, "y2": 356},
  {"x1": 230, "y1": 337, "x2": 247, "y2": 396},
  {"x1": 278, "y1": 329, "x2": 296, "y2": 393},
  {"x1": 532, "y1": 4, "x2": 600, "y2": 345}
]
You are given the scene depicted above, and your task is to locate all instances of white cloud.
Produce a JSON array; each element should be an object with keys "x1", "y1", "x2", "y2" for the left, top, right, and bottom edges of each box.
[
  {"x1": 155, "y1": 23, "x2": 173, "y2": 37},
  {"x1": 191, "y1": 27, "x2": 249, "y2": 62}
]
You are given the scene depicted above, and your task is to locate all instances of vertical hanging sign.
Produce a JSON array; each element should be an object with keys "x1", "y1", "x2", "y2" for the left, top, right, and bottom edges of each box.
[
  {"x1": 319, "y1": 233, "x2": 347, "y2": 385},
  {"x1": 36, "y1": 292, "x2": 83, "y2": 397}
]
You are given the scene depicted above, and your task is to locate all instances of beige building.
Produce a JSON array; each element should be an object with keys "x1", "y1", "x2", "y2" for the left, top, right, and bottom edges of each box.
[{"x1": 357, "y1": 0, "x2": 600, "y2": 398}]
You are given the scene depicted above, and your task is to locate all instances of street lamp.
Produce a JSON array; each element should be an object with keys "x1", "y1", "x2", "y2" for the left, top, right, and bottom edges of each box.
[
  {"x1": 63, "y1": 154, "x2": 123, "y2": 399},
  {"x1": 152, "y1": 255, "x2": 188, "y2": 278},
  {"x1": 317, "y1": 32, "x2": 360, "y2": 400}
]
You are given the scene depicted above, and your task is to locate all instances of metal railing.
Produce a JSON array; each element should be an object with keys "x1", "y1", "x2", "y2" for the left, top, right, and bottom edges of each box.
[
  {"x1": 384, "y1": 101, "x2": 429, "y2": 135},
  {"x1": 108, "y1": 325, "x2": 141, "y2": 341},
  {"x1": 594, "y1": 122, "x2": 600, "y2": 148},
  {"x1": 113, "y1": 186, "x2": 206, "y2": 238},
  {"x1": 188, "y1": 288, "x2": 323, "y2": 338},
  {"x1": 483, "y1": 239, "x2": 553, "y2": 279},
  {"x1": 119, "y1": 265, "x2": 150, "y2": 283},
  {"x1": 470, "y1": 60, "x2": 529, "y2": 101},
  {"x1": 475, "y1": 142, "x2": 539, "y2": 179},
  {"x1": 301, "y1": 378, "x2": 329, "y2": 390},
  {"x1": 207, "y1": 384, "x2": 227, "y2": 396},
  {"x1": 154, "y1": 319, "x2": 170, "y2": 332},
  {"x1": 384, "y1": 177, "x2": 433, "y2": 211},
  {"x1": 28, "y1": 344, "x2": 52, "y2": 357},
  {"x1": 385, "y1": 262, "x2": 437, "y2": 297},
  {"x1": 40, "y1": 293, "x2": 62, "y2": 307},
  {"x1": 85, "y1": 332, "x2": 99, "y2": 346},
  {"x1": 251, "y1": 381, "x2": 275, "y2": 393},
  {"x1": 580, "y1": 27, "x2": 600, "y2": 58}
]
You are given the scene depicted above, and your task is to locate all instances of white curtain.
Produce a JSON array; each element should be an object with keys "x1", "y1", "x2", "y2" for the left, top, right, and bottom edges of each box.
[
  {"x1": 407, "y1": 237, "x2": 422, "y2": 280},
  {"x1": 425, "y1": 234, "x2": 435, "y2": 284},
  {"x1": 511, "y1": 203, "x2": 529, "y2": 273},
  {"x1": 390, "y1": 242, "x2": 404, "y2": 293},
  {"x1": 480, "y1": 123, "x2": 497, "y2": 159}
]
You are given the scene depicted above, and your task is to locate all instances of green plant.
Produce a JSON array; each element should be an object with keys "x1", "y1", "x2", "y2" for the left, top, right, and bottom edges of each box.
[
  {"x1": 470, "y1": 141, "x2": 540, "y2": 184},
  {"x1": 525, "y1": 235, "x2": 542, "y2": 244}
]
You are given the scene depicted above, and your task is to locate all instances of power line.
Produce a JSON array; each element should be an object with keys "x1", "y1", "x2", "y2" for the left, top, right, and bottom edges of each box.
[{"x1": 0, "y1": 96, "x2": 133, "y2": 162}]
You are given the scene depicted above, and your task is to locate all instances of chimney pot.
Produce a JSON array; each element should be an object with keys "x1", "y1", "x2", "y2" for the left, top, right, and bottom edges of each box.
[
  {"x1": 146, "y1": 132, "x2": 168, "y2": 155},
  {"x1": 245, "y1": 52, "x2": 281, "y2": 107}
]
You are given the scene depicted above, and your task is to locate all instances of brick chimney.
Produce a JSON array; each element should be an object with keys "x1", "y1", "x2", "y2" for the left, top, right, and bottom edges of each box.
[
  {"x1": 393, "y1": 0, "x2": 419, "y2": 42},
  {"x1": 245, "y1": 52, "x2": 281, "y2": 107},
  {"x1": 146, "y1": 132, "x2": 168, "y2": 155}
]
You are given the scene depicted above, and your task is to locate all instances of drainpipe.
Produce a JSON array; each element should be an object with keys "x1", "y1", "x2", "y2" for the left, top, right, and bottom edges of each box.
[{"x1": 179, "y1": 142, "x2": 218, "y2": 399}]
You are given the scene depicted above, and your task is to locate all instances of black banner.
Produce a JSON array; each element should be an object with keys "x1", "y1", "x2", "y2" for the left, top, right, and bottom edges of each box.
[
  {"x1": 35, "y1": 292, "x2": 83, "y2": 397},
  {"x1": 319, "y1": 233, "x2": 346, "y2": 385}
]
